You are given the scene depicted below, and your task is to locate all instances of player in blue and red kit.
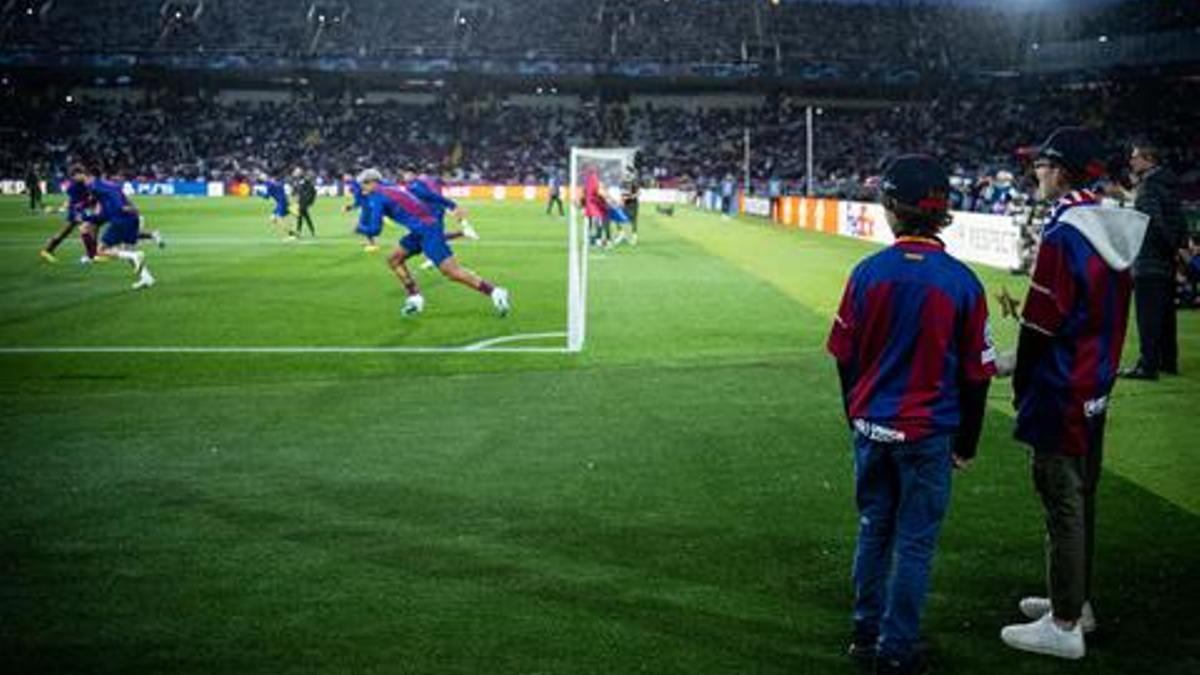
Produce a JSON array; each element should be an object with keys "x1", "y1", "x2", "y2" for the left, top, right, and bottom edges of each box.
[
  {"x1": 403, "y1": 174, "x2": 479, "y2": 268},
  {"x1": 260, "y1": 173, "x2": 290, "y2": 238},
  {"x1": 75, "y1": 166, "x2": 157, "y2": 289},
  {"x1": 356, "y1": 169, "x2": 507, "y2": 316},
  {"x1": 828, "y1": 155, "x2": 996, "y2": 675},
  {"x1": 1000, "y1": 128, "x2": 1149, "y2": 661},
  {"x1": 39, "y1": 173, "x2": 95, "y2": 263},
  {"x1": 343, "y1": 172, "x2": 381, "y2": 251}
]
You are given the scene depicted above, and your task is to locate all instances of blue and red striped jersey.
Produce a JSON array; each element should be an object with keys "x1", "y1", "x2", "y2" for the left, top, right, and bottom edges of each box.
[
  {"x1": 360, "y1": 184, "x2": 442, "y2": 233},
  {"x1": 407, "y1": 177, "x2": 457, "y2": 219},
  {"x1": 828, "y1": 236, "x2": 996, "y2": 442},
  {"x1": 65, "y1": 180, "x2": 93, "y2": 219},
  {"x1": 87, "y1": 179, "x2": 138, "y2": 221},
  {"x1": 1015, "y1": 190, "x2": 1138, "y2": 455}
]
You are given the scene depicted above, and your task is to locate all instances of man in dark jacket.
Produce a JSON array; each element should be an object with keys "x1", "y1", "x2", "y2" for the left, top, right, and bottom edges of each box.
[
  {"x1": 25, "y1": 165, "x2": 43, "y2": 213},
  {"x1": 1121, "y1": 143, "x2": 1188, "y2": 379},
  {"x1": 292, "y1": 168, "x2": 317, "y2": 238}
]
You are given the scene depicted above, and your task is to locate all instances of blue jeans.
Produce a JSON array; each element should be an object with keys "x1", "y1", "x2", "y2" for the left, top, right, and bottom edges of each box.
[{"x1": 851, "y1": 431, "x2": 952, "y2": 661}]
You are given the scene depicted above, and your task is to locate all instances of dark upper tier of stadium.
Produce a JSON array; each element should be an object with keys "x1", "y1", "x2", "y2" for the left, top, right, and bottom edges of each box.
[{"x1": 1, "y1": 0, "x2": 1197, "y2": 76}]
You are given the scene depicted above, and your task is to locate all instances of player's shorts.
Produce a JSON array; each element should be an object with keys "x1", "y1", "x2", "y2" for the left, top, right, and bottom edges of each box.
[
  {"x1": 65, "y1": 206, "x2": 85, "y2": 225},
  {"x1": 273, "y1": 201, "x2": 288, "y2": 218},
  {"x1": 399, "y1": 224, "x2": 452, "y2": 267},
  {"x1": 100, "y1": 214, "x2": 140, "y2": 247}
]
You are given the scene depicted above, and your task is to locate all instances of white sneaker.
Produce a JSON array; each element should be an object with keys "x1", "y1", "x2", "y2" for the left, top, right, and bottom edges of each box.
[
  {"x1": 462, "y1": 224, "x2": 480, "y2": 241},
  {"x1": 151, "y1": 230, "x2": 165, "y2": 248},
  {"x1": 1001, "y1": 612, "x2": 1085, "y2": 660},
  {"x1": 1018, "y1": 597, "x2": 1096, "y2": 633},
  {"x1": 402, "y1": 294, "x2": 425, "y2": 316},
  {"x1": 132, "y1": 270, "x2": 155, "y2": 290},
  {"x1": 491, "y1": 287, "x2": 510, "y2": 316},
  {"x1": 79, "y1": 255, "x2": 93, "y2": 266},
  {"x1": 420, "y1": 258, "x2": 436, "y2": 270}
]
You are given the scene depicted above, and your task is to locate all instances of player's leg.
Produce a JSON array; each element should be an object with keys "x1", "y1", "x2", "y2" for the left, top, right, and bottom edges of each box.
[
  {"x1": 303, "y1": 207, "x2": 316, "y2": 237},
  {"x1": 421, "y1": 222, "x2": 474, "y2": 270},
  {"x1": 98, "y1": 218, "x2": 154, "y2": 289},
  {"x1": 881, "y1": 434, "x2": 952, "y2": 668},
  {"x1": 850, "y1": 433, "x2": 898, "y2": 661},
  {"x1": 425, "y1": 228, "x2": 508, "y2": 315},
  {"x1": 41, "y1": 219, "x2": 79, "y2": 262},
  {"x1": 79, "y1": 222, "x2": 100, "y2": 263},
  {"x1": 272, "y1": 205, "x2": 292, "y2": 238},
  {"x1": 436, "y1": 257, "x2": 509, "y2": 316},
  {"x1": 135, "y1": 217, "x2": 165, "y2": 248},
  {"x1": 612, "y1": 214, "x2": 628, "y2": 246},
  {"x1": 390, "y1": 235, "x2": 424, "y2": 314}
]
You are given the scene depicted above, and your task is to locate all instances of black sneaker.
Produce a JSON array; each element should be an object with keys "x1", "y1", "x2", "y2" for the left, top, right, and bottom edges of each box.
[
  {"x1": 1119, "y1": 365, "x2": 1158, "y2": 380},
  {"x1": 875, "y1": 651, "x2": 929, "y2": 675},
  {"x1": 847, "y1": 634, "x2": 878, "y2": 670}
]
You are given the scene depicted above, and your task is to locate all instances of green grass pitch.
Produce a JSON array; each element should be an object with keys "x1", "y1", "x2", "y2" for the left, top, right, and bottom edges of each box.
[{"x1": 1, "y1": 195, "x2": 1197, "y2": 674}]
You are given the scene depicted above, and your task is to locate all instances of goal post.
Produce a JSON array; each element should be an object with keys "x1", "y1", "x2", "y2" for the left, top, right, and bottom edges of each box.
[{"x1": 567, "y1": 147, "x2": 638, "y2": 352}]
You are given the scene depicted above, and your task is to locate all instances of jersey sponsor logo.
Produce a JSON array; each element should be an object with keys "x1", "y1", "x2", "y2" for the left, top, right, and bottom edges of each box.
[{"x1": 853, "y1": 419, "x2": 907, "y2": 444}]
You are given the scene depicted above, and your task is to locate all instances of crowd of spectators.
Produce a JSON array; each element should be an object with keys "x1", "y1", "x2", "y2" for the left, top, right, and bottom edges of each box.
[
  {"x1": 4, "y1": 0, "x2": 1194, "y2": 68},
  {"x1": 3, "y1": 78, "x2": 1195, "y2": 201}
]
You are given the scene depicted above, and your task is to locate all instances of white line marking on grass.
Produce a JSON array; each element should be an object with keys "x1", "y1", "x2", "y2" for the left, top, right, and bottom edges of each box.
[
  {"x1": 0, "y1": 238, "x2": 565, "y2": 250},
  {"x1": 0, "y1": 333, "x2": 572, "y2": 355},
  {"x1": 463, "y1": 332, "x2": 567, "y2": 351}
]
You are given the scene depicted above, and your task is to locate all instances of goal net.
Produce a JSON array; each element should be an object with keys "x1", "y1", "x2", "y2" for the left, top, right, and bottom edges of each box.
[{"x1": 567, "y1": 147, "x2": 638, "y2": 352}]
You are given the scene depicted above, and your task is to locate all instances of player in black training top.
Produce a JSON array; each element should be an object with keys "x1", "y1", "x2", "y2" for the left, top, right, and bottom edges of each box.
[
  {"x1": 25, "y1": 165, "x2": 43, "y2": 213},
  {"x1": 292, "y1": 168, "x2": 317, "y2": 238}
]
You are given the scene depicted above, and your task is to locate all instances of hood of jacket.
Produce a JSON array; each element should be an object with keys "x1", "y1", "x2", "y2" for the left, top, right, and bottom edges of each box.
[{"x1": 1059, "y1": 205, "x2": 1149, "y2": 271}]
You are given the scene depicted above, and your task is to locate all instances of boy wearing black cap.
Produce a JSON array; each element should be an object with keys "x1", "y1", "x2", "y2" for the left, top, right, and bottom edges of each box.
[
  {"x1": 828, "y1": 155, "x2": 996, "y2": 675},
  {"x1": 1000, "y1": 127, "x2": 1148, "y2": 660}
]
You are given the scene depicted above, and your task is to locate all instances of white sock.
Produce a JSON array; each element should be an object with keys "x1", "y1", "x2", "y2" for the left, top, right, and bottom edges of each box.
[{"x1": 114, "y1": 250, "x2": 138, "y2": 266}]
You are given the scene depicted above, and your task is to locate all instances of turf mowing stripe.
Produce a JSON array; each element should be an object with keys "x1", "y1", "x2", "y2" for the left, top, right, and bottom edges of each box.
[
  {"x1": 0, "y1": 238, "x2": 566, "y2": 249},
  {"x1": 0, "y1": 344, "x2": 572, "y2": 355},
  {"x1": 0, "y1": 333, "x2": 571, "y2": 354}
]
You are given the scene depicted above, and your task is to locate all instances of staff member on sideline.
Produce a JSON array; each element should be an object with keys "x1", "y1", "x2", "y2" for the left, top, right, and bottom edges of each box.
[
  {"x1": 828, "y1": 155, "x2": 996, "y2": 675},
  {"x1": 1120, "y1": 141, "x2": 1188, "y2": 380},
  {"x1": 1001, "y1": 127, "x2": 1148, "y2": 660},
  {"x1": 293, "y1": 168, "x2": 317, "y2": 238},
  {"x1": 546, "y1": 171, "x2": 565, "y2": 216}
]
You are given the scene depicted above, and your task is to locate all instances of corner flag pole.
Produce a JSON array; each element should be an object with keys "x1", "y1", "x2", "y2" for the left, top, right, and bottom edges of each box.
[
  {"x1": 742, "y1": 127, "x2": 751, "y2": 195},
  {"x1": 805, "y1": 106, "x2": 814, "y2": 197}
]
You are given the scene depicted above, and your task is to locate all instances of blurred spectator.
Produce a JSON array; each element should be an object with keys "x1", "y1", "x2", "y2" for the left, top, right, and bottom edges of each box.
[
  {"x1": 1, "y1": 80, "x2": 1195, "y2": 203},
  {"x1": 1121, "y1": 141, "x2": 1190, "y2": 380}
]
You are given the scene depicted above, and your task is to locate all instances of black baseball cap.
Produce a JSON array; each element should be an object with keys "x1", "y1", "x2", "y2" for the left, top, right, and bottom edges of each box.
[
  {"x1": 880, "y1": 154, "x2": 950, "y2": 212},
  {"x1": 1037, "y1": 127, "x2": 1107, "y2": 180}
]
